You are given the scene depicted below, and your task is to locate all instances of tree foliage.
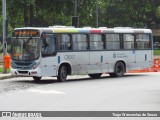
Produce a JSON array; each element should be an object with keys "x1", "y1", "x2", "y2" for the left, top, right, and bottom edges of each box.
[{"x1": 1, "y1": 0, "x2": 160, "y2": 36}]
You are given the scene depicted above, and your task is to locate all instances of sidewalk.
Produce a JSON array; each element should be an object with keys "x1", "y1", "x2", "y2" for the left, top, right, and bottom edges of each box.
[
  {"x1": 0, "y1": 63, "x2": 13, "y2": 80},
  {"x1": 0, "y1": 73, "x2": 13, "y2": 80}
]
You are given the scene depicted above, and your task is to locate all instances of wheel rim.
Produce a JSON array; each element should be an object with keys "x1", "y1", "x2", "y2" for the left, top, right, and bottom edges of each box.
[
  {"x1": 115, "y1": 62, "x2": 125, "y2": 77},
  {"x1": 117, "y1": 65, "x2": 122, "y2": 73}
]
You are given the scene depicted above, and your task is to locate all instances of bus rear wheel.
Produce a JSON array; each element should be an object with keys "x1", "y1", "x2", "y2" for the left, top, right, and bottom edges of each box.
[
  {"x1": 33, "y1": 76, "x2": 42, "y2": 82},
  {"x1": 110, "y1": 62, "x2": 125, "y2": 77},
  {"x1": 88, "y1": 73, "x2": 102, "y2": 79},
  {"x1": 57, "y1": 65, "x2": 67, "y2": 82}
]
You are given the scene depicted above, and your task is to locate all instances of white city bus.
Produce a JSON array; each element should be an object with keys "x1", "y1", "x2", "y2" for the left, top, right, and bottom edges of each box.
[{"x1": 10, "y1": 26, "x2": 153, "y2": 82}]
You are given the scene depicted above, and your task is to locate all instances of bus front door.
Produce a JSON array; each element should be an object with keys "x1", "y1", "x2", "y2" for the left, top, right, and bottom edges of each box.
[
  {"x1": 41, "y1": 57, "x2": 57, "y2": 77},
  {"x1": 41, "y1": 34, "x2": 57, "y2": 77}
]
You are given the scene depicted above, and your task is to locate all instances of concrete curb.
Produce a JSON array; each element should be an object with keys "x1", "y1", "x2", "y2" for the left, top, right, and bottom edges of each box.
[{"x1": 0, "y1": 74, "x2": 15, "y2": 80}]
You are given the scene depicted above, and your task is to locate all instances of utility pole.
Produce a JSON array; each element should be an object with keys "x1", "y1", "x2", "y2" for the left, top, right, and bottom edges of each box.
[
  {"x1": 74, "y1": 0, "x2": 77, "y2": 16},
  {"x1": 2, "y1": 0, "x2": 7, "y2": 73},
  {"x1": 72, "y1": 0, "x2": 78, "y2": 27},
  {"x1": 96, "y1": 1, "x2": 99, "y2": 28}
]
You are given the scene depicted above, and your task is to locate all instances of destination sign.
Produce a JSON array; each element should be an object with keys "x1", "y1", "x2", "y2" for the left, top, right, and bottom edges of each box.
[{"x1": 13, "y1": 30, "x2": 40, "y2": 37}]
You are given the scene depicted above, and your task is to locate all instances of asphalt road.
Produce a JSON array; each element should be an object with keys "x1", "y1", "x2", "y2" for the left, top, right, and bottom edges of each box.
[{"x1": 0, "y1": 72, "x2": 160, "y2": 113}]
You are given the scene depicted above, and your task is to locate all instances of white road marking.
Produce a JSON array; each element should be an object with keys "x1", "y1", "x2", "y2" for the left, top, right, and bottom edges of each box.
[{"x1": 27, "y1": 89, "x2": 66, "y2": 94}]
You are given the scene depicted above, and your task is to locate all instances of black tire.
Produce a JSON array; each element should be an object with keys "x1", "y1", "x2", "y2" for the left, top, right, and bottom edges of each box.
[
  {"x1": 57, "y1": 65, "x2": 67, "y2": 82},
  {"x1": 88, "y1": 73, "x2": 102, "y2": 79},
  {"x1": 33, "y1": 76, "x2": 42, "y2": 82},
  {"x1": 113, "y1": 62, "x2": 125, "y2": 77}
]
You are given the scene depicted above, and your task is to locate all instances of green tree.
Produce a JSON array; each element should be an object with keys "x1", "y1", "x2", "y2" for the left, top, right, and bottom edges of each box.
[{"x1": 1, "y1": 0, "x2": 160, "y2": 30}]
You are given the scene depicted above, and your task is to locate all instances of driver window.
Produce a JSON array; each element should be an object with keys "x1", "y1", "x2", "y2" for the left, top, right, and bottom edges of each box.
[{"x1": 41, "y1": 34, "x2": 56, "y2": 56}]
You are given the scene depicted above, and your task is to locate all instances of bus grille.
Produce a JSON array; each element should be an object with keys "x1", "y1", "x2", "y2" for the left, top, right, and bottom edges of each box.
[
  {"x1": 18, "y1": 71, "x2": 28, "y2": 74},
  {"x1": 15, "y1": 62, "x2": 32, "y2": 66},
  {"x1": 17, "y1": 66, "x2": 30, "y2": 70}
]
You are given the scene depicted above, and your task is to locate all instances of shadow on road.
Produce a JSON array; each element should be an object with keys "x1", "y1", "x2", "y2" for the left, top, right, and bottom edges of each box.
[
  {"x1": 0, "y1": 73, "x2": 149, "y2": 94},
  {"x1": 12, "y1": 79, "x2": 56, "y2": 84},
  {"x1": 65, "y1": 74, "x2": 147, "y2": 82},
  {"x1": 10, "y1": 73, "x2": 148, "y2": 84}
]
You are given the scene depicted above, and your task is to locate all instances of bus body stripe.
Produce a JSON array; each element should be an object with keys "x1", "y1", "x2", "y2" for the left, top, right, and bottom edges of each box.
[
  {"x1": 53, "y1": 29, "x2": 79, "y2": 33},
  {"x1": 78, "y1": 29, "x2": 90, "y2": 33},
  {"x1": 102, "y1": 30, "x2": 114, "y2": 33},
  {"x1": 90, "y1": 30, "x2": 101, "y2": 33}
]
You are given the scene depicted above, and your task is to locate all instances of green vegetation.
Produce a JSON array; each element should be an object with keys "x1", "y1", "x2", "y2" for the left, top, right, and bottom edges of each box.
[
  {"x1": 0, "y1": 67, "x2": 3, "y2": 73},
  {"x1": 0, "y1": 0, "x2": 160, "y2": 34},
  {"x1": 0, "y1": 0, "x2": 160, "y2": 58},
  {"x1": 154, "y1": 50, "x2": 160, "y2": 55},
  {"x1": 0, "y1": 67, "x2": 10, "y2": 73}
]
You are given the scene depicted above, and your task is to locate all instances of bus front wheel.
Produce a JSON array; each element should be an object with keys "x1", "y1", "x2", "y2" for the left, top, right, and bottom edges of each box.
[{"x1": 57, "y1": 65, "x2": 67, "y2": 82}]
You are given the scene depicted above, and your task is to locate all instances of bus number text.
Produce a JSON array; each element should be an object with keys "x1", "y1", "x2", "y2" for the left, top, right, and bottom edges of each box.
[{"x1": 64, "y1": 55, "x2": 75, "y2": 60}]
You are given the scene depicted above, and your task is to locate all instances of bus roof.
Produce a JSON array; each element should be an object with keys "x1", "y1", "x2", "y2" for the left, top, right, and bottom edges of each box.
[{"x1": 14, "y1": 27, "x2": 152, "y2": 34}]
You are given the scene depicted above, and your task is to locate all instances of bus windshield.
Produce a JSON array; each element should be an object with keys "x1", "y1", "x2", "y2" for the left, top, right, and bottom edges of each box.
[{"x1": 11, "y1": 38, "x2": 40, "y2": 61}]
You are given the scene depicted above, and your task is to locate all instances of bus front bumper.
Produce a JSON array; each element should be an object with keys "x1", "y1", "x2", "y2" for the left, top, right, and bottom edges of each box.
[{"x1": 11, "y1": 68, "x2": 41, "y2": 77}]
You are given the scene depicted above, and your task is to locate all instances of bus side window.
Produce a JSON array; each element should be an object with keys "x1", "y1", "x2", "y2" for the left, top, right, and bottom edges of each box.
[
  {"x1": 42, "y1": 34, "x2": 56, "y2": 56},
  {"x1": 143, "y1": 34, "x2": 150, "y2": 49},
  {"x1": 72, "y1": 34, "x2": 88, "y2": 51},
  {"x1": 123, "y1": 34, "x2": 134, "y2": 49},
  {"x1": 136, "y1": 34, "x2": 150, "y2": 49},
  {"x1": 106, "y1": 34, "x2": 120, "y2": 50},
  {"x1": 90, "y1": 34, "x2": 104, "y2": 50},
  {"x1": 59, "y1": 34, "x2": 71, "y2": 51},
  {"x1": 136, "y1": 34, "x2": 142, "y2": 49}
]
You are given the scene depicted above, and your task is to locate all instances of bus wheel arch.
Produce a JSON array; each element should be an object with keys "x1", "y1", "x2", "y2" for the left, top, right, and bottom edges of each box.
[
  {"x1": 57, "y1": 63, "x2": 72, "y2": 82},
  {"x1": 109, "y1": 60, "x2": 126, "y2": 77}
]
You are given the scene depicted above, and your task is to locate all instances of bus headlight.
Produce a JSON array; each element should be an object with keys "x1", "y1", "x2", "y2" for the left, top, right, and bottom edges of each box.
[{"x1": 31, "y1": 62, "x2": 40, "y2": 69}]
